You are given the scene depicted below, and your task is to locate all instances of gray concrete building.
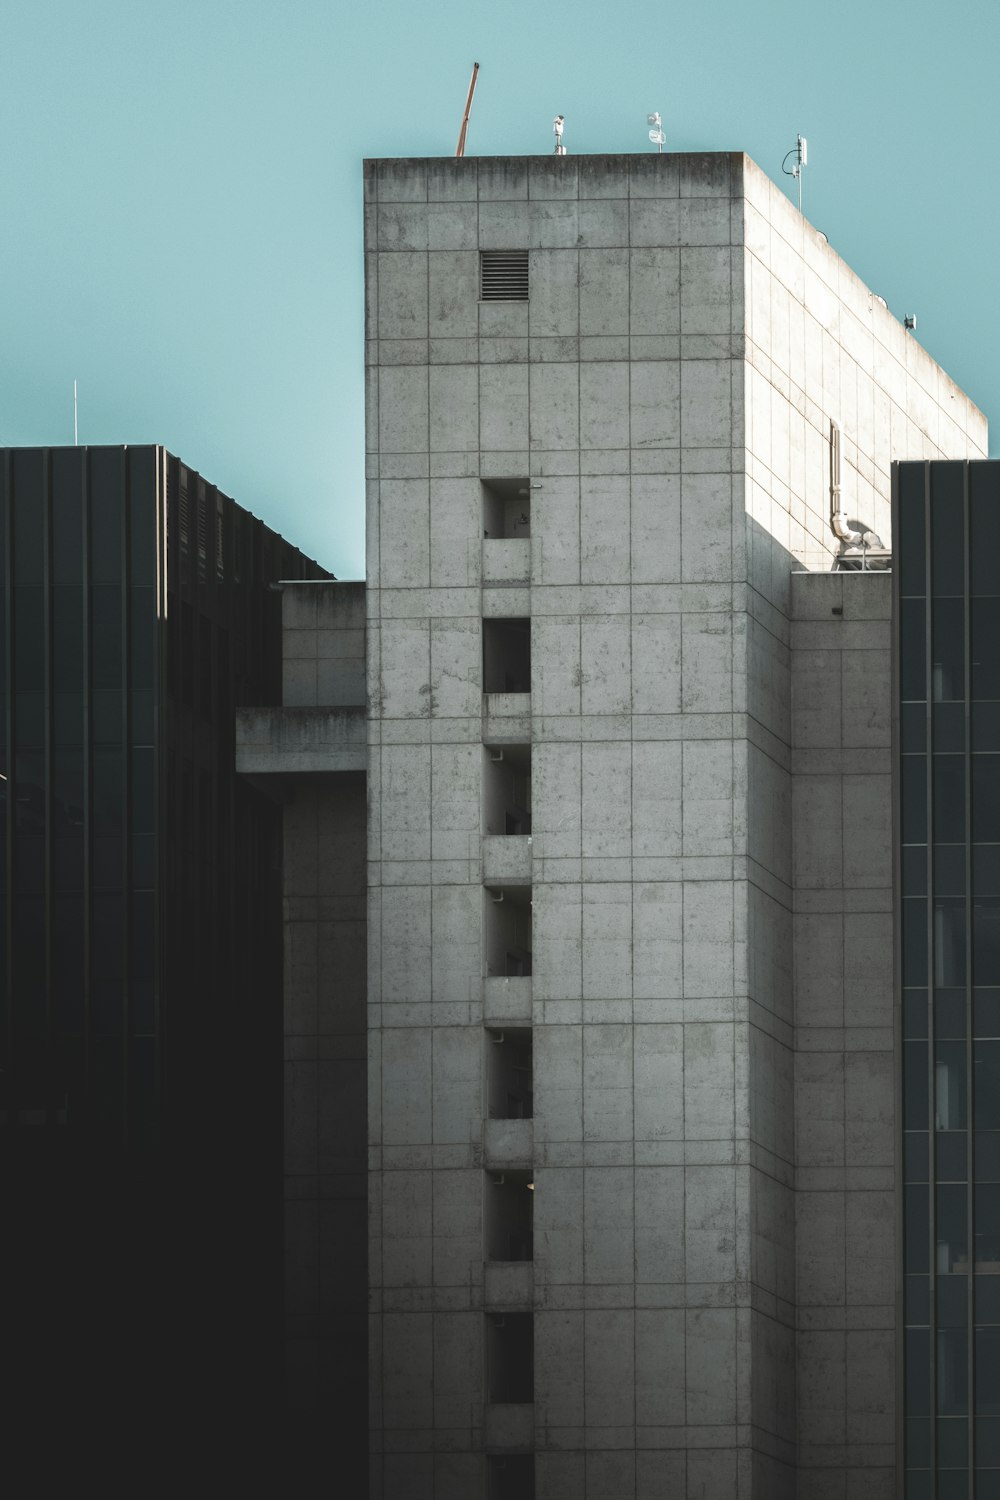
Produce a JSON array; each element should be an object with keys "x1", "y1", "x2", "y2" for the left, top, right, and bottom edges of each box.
[{"x1": 251, "y1": 150, "x2": 989, "y2": 1497}]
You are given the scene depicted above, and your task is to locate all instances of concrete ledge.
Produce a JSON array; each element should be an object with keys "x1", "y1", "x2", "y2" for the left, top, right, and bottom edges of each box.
[
  {"x1": 484, "y1": 1118, "x2": 533, "y2": 1168},
  {"x1": 483, "y1": 977, "x2": 533, "y2": 1026},
  {"x1": 482, "y1": 539, "x2": 529, "y2": 585},
  {"x1": 235, "y1": 706, "x2": 366, "y2": 775},
  {"x1": 484, "y1": 1403, "x2": 534, "y2": 1450},
  {"x1": 484, "y1": 1261, "x2": 533, "y2": 1310},
  {"x1": 483, "y1": 693, "x2": 531, "y2": 744},
  {"x1": 482, "y1": 834, "x2": 532, "y2": 885}
]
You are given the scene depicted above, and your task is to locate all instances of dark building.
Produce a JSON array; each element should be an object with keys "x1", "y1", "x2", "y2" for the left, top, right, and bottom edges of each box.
[
  {"x1": 897, "y1": 460, "x2": 1000, "y2": 1496},
  {"x1": 0, "y1": 446, "x2": 328, "y2": 1462}
]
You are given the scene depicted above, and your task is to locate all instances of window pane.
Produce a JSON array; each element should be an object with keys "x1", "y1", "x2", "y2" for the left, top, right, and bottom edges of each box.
[
  {"x1": 906, "y1": 1184, "x2": 930, "y2": 1273},
  {"x1": 906, "y1": 1326, "x2": 931, "y2": 1413},
  {"x1": 904, "y1": 900, "x2": 928, "y2": 985},
  {"x1": 935, "y1": 899, "x2": 967, "y2": 988},
  {"x1": 974, "y1": 759, "x2": 1000, "y2": 841},
  {"x1": 933, "y1": 598, "x2": 965, "y2": 701},
  {"x1": 937, "y1": 1042, "x2": 967, "y2": 1130},
  {"x1": 901, "y1": 597, "x2": 927, "y2": 699},
  {"x1": 899, "y1": 464, "x2": 927, "y2": 597},
  {"x1": 937, "y1": 1325, "x2": 968, "y2": 1413},
  {"x1": 902, "y1": 701, "x2": 928, "y2": 753},
  {"x1": 931, "y1": 463, "x2": 965, "y2": 597},
  {"x1": 978, "y1": 1328, "x2": 1000, "y2": 1414},
  {"x1": 975, "y1": 1045, "x2": 1000, "y2": 1128},
  {"x1": 937, "y1": 1183, "x2": 968, "y2": 1273},
  {"x1": 903, "y1": 757, "x2": 928, "y2": 844},
  {"x1": 977, "y1": 902, "x2": 1000, "y2": 986},
  {"x1": 971, "y1": 462, "x2": 1000, "y2": 596},
  {"x1": 934, "y1": 759, "x2": 965, "y2": 843},
  {"x1": 977, "y1": 1184, "x2": 1000, "y2": 1270}
]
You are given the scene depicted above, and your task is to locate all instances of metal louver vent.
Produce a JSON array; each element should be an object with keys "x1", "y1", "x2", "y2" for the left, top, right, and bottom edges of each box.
[{"x1": 480, "y1": 250, "x2": 529, "y2": 302}]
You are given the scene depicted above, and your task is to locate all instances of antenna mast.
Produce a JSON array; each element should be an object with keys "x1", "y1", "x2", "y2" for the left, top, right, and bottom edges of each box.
[
  {"x1": 455, "y1": 63, "x2": 479, "y2": 158},
  {"x1": 73, "y1": 380, "x2": 78, "y2": 446}
]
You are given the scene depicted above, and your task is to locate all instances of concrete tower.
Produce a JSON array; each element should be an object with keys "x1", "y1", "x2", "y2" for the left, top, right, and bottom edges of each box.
[{"x1": 362, "y1": 150, "x2": 986, "y2": 1498}]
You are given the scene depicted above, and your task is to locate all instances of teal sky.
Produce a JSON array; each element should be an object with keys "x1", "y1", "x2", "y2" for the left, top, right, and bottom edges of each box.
[{"x1": 1, "y1": 0, "x2": 997, "y2": 577}]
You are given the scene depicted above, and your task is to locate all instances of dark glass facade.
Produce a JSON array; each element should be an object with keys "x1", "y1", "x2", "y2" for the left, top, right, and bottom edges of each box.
[
  {"x1": 0, "y1": 447, "x2": 327, "y2": 1461},
  {"x1": 896, "y1": 460, "x2": 1000, "y2": 1497}
]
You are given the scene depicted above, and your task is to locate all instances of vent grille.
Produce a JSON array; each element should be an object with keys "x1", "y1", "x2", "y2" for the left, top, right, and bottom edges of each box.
[{"x1": 480, "y1": 250, "x2": 529, "y2": 302}]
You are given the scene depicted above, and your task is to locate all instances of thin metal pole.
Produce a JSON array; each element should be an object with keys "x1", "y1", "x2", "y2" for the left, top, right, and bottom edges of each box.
[
  {"x1": 455, "y1": 62, "x2": 479, "y2": 159},
  {"x1": 74, "y1": 381, "x2": 78, "y2": 446}
]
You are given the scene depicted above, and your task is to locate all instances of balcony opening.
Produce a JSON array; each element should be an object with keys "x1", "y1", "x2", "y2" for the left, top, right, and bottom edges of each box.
[
  {"x1": 483, "y1": 744, "x2": 531, "y2": 836},
  {"x1": 482, "y1": 478, "x2": 532, "y2": 540},
  {"x1": 486, "y1": 1312, "x2": 534, "y2": 1403},
  {"x1": 485, "y1": 1171, "x2": 534, "y2": 1262},
  {"x1": 487, "y1": 1455, "x2": 535, "y2": 1500},
  {"x1": 485, "y1": 885, "x2": 532, "y2": 977},
  {"x1": 487, "y1": 1029, "x2": 533, "y2": 1120},
  {"x1": 483, "y1": 619, "x2": 530, "y2": 695}
]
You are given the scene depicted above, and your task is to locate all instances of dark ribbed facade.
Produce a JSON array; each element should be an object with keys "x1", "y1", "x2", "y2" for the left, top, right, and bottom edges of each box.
[
  {"x1": 897, "y1": 460, "x2": 1000, "y2": 1497},
  {"x1": 0, "y1": 446, "x2": 328, "y2": 1462}
]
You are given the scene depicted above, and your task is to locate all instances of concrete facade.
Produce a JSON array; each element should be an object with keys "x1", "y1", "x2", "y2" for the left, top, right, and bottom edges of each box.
[{"x1": 355, "y1": 150, "x2": 986, "y2": 1497}]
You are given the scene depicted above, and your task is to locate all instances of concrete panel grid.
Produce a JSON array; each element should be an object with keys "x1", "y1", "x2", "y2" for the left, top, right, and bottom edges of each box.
[{"x1": 360, "y1": 150, "x2": 987, "y2": 1498}]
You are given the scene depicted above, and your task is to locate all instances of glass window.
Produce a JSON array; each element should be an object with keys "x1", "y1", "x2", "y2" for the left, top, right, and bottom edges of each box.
[
  {"x1": 979, "y1": 1135, "x2": 1000, "y2": 1183},
  {"x1": 933, "y1": 598, "x2": 965, "y2": 702},
  {"x1": 977, "y1": 1184, "x2": 1000, "y2": 1270},
  {"x1": 977, "y1": 1277, "x2": 1000, "y2": 1324},
  {"x1": 91, "y1": 586, "x2": 122, "y2": 690},
  {"x1": 899, "y1": 464, "x2": 927, "y2": 597},
  {"x1": 126, "y1": 449, "x2": 156, "y2": 584},
  {"x1": 11, "y1": 450, "x2": 43, "y2": 584},
  {"x1": 935, "y1": 990, "x2": 966, "y2": 1039},
  {"x1": 976, "y1": 901, "x2": 1000, "y2": 985},
  {"x1": 937, "y1": 1415, "x2": 968, "y2": 1465},
  {"x1": 906, "y1": 1132, "x2": 930, "y2": 1182},
  {"x1": 974, "y1": 758, "x2": 1000, "y2": 841},
  {"x1": 51, "y1": 448, "x2": 84, "y2": 585},
  {"x1": 976, "y1": 849, "x2": 1000, "y2": 897},
  {"x1": 974, "y1": 704, "x2": 1000, "y2": 752},
  {"x1": 975, "y1": 1044, "x2": 1000, "y2": 1128},
  {"x1": 931, "y1": 463, "x2": 965, "y2": 598},
  {"x1": 971, "y1": 463, "x2": 1000, "y2": 596},
  {"x1": 901, "y1": 597, "x2": 927, "y2": 699},
  {"x1": 973, "y1": 598, "x2": 1000, "y2": 699},
  {"x1": 934, "y1": 759, "x2": 966, "y2": 843},
  {"x1": 937, "y1": 1184, "x2": 968, "y2": 1273},
  {"x1": 903, "y1": 758, "x2": 929, "y2": 844},
  {"x1": 905, "y1": 989, "x2": 929, "y2": 1038},
  {"x1": 937, "y1": 1325, "x2": 968, "y2": 1413},
  {"x1": 934, "y1": 702, "x2": 965, "y2": 753},
  {"x1": 935, "y1": 847, "x2": 966, "y2": 897},
  {"x1": 937, "y1": 1042, "x2": 967, "y2": 1131},
  {"x1": 978, "y1": 1328, "x2": 1000, "y2": 1413},
  {"x1": 937, "y1": 1132, "x2": 968, "y2": 1183},
  {"x1": 902, "y1": 701, "x2": 928, "y2": 753},
  {"x1": 14, "y1": 586, "x2": 44, "y2": 689},
  {"x1": 976, "y1": 993, "x2": 1000, "y2": 1037},
  {"x1": 907, "y1": 1275, "x2": 931, "y2": 1325},
  {"x1": 88, "y1": 449, "x2": 123, "y2": 585},
  {"x1": 938, "y1": 1276, "x2": 968, "y2": 1327},
  {"x1": 52, "y1": 586, "x2": 83, "y2": 690},
  {"x1": 904, "y1": 900, "x2": 928, "y2": 986},
  {"x1": 935, "y1": 898, "x2": 967, "y2": 988},
  {"x1": 906, "y1": 1184, "x2": 930, "y2": 1273},
  {"x1": 907, "y1": 1326, "x2": 931, "y2": 1413}
]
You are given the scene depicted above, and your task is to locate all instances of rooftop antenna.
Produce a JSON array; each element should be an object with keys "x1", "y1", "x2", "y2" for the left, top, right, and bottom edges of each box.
[
  {"x1": 782, "y1": 134, "x2": 807, "y2": 213},
  {"x1": 455, "y1": 62, "x2": 479, "y2": 158},
  {"x1": 647, "y1": 111, "x2": 665, "y2": 152},
  {"x1": 553, "y1": 115, "x2": 565, "y2": 155},
  {"x1": 73, "y1": 380, "x2": 78, "y2": 446}
]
